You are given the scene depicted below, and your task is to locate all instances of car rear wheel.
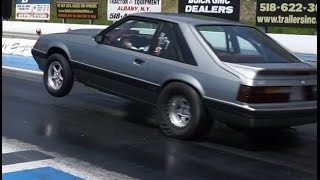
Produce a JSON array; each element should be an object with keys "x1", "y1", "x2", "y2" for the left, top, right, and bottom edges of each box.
[
  {"x1": 44, "y1": 54, "x2": 74, "y2": 97},
  {"x1": 157, "y1": 82, "x2": 212, "y2": 139}
]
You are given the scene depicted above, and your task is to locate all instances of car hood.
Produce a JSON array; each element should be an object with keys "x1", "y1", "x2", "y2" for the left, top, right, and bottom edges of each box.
[
  {"x1": 223, "y1": 62, "x2": 317, "y2": 80},
  {"x1": 66, "y1": 28, "x2": 103, "y2": 37}
]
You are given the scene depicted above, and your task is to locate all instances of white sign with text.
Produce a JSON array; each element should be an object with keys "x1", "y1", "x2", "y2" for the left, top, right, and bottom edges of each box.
[
  {"x1": 15, "y1": 0, "x2": 51, "y2": 20},
  {"x1": 107, "y1": 0, "x2": 162, "y2": 21}
]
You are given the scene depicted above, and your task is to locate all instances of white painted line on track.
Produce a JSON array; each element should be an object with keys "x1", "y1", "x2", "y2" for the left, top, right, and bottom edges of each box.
[
  {"x1": 2, "y1": 66, "x2": 43, "y2": 75},
  {"x1": 2, "y1": 137, "x2": 136, "y2": 180}
]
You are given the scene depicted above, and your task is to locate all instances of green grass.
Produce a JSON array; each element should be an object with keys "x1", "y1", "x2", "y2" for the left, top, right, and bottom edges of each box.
[{"x1": 266, "y1": 27, "x2": 316, "y2": 35}]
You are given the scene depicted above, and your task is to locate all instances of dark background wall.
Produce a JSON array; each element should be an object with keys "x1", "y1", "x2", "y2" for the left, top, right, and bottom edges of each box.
[{"x1": 2, "y1": 0, "x2": 13, "y2": 19}]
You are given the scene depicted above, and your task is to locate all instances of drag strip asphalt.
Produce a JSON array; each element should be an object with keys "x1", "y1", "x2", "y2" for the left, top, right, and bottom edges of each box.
[{"x1": 2, "y1": 70, "x2": 317, "y2": 180}]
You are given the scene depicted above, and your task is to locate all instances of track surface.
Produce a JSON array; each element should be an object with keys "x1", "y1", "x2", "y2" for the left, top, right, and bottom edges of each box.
[{"x1": 2, "y1": 71, "x2": 317, "y2": 180}]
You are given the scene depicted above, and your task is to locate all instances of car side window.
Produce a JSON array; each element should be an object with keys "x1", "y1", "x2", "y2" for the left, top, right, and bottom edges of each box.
[
  {"x1": 151, "y1": 23, "x2": 182, "y2": 62},
  {"x1": 237, "y1": 36, "x2": 261, "y2": 55},
  {"x1": 102, "y1": 19, "x2": 159, "y2": 53},
  {"x1": 200, "y1": 26, "x2": 229, "y2": 53},
  {"x1": 198, "y1": 26, "x2": 268, "y2": 63}
]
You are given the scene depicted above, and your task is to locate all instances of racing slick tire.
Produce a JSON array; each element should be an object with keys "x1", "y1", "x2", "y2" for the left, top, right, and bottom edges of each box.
[
  {"x1": 157, "y1": 82, "x2": 212, "y2": 140},
  {"x1": 44, "y1": 53, "x2": 74, "y2": 97}
]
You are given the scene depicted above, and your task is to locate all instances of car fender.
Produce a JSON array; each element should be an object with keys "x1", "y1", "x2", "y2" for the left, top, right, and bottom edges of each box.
[
  {"x1": 47, "y1": 41, "x2": 71, "y2": 61},
  {"x1": 160, "y1": 73, "x2": 205, "y2": 97}
]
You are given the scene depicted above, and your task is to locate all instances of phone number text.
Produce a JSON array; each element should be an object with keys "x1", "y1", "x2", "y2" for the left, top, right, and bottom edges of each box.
[{"x1": 259, "y1": 3, "x2": 317, "y2": 13}]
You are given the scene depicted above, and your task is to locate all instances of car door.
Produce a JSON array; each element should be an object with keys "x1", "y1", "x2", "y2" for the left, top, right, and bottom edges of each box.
[
  {"x1": 73, "y1": 18, "x2": 161, "y2": 103},
  {"x1": 135, "y1": 22, "x2": 198, "y2": 103}
]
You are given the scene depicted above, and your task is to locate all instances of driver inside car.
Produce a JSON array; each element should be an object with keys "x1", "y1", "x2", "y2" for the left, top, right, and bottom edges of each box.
[
  {"x1": 121, "y1": 38, "x2": 162, "y2": 55},
  {"x1": 121, "y1": 38, "x2": 162, "y2": 56},
  {"x1": 121, "y1": 38, "x2": 144, "y2": 51}
]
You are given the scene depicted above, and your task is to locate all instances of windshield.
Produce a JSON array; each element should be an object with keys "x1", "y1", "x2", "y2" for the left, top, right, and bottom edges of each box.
[{"x1": 196, "y1": 25, "x2": 301, "y2": 63}]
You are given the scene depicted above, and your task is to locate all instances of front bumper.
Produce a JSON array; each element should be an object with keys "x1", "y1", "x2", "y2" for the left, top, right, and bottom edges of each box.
[
  {"x1": 31, "y1": 49, "x2": 47, "y2": 71},
  {"x1": 204, "y1": 99, "x2": 317, "y2": 128}
]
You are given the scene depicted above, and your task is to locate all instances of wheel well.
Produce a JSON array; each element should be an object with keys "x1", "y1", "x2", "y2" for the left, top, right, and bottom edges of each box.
[
  {"x1": 160, "y1": 80, "x2": 211, "y2": 121},
  {"x1": 161, "y1": 80, "x2": 203, "y2": 98},
  {"x1": 47, "y1": 47, "x2": 69, "y2": 61}
]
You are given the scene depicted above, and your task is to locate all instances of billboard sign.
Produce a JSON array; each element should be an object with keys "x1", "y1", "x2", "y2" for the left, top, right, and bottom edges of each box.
[
  {"x1": 178, "y1": 0, "x2": 240, "y2": 21},
  {"x1": 256, "y1": 0, "x2": 317, "y2": 28},
  {"x1": 56, "y1": 0, "x2": 98, "y2": 19},
  {"x1": 107, "y1": 0, "x2": 162, "y2": 21},
  {"x1": 15, "y1": 0, "x2": 50, "y2": 20}
]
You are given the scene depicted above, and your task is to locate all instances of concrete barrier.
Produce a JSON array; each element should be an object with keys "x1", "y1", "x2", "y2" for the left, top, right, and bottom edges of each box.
[
  {"x1": 2, "y1": 37, "x2": 35, "y2": 56},
  {"x1": 2, "y1": 21, "x2": 105, "y2": 35},
  {"x1": 2, "y1": 21, "x2": 317, "y2": 55},
  {"x1": 267, "y1": 33, "x2": 317, "y2": 55}
]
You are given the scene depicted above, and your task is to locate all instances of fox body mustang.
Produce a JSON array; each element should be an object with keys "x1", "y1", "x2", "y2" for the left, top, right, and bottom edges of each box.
[{"x1": 32, "y1": 13, "x2": 317, "y2": 139}]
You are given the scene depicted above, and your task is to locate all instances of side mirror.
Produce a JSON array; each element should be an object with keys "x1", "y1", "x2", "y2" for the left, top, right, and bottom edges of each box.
[{"x1": 94, "y1": 35, "x2": 103, "y2": 44}]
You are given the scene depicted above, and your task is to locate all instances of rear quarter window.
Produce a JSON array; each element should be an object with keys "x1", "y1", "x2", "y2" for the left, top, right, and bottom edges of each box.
[{"x1": 197, "y1": 25, "x2": 301, "y2": 63}]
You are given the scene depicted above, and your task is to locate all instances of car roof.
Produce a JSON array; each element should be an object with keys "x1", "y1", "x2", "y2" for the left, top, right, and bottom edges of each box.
[{"x1": 129, "y1": 12, "x2": 244, "y2": 26}]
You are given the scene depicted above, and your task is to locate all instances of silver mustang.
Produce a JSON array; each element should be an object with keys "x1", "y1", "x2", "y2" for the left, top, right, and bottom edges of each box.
[{"x1": 32, "y1": 13, "x2": 317, "y2": 139}]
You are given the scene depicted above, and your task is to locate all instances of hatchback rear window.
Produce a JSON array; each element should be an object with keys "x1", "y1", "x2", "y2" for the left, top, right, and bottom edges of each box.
[{"x1": 196, "y1": 25, "x2": 301, "y2": 63}]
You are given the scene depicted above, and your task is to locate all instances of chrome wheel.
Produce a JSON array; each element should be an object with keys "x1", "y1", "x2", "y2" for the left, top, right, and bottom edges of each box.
[
  {"x1": 47, "y1": 61, "x2": 63, "y2": 90},
  {"x1": 167, "y1": 96, "x2": 191, "y2": 128}
]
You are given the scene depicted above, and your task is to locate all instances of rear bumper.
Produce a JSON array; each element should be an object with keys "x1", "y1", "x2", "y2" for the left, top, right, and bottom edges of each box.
[
  {"x1": 204, "y1": 98, "x2": 317, "y2": 128},
  {"x1": 31, "y1": 49, "x2": 47, "y2": 71}
]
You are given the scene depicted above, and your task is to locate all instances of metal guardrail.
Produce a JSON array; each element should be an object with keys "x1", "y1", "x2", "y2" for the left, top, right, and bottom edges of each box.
[{"x1": 2, "y1": 32, "x2": 39, "y2": 40}]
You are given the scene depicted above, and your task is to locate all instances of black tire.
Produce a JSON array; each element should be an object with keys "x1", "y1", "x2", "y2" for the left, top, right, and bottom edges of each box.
[
  {"x1": 44, "y1": 53, "x2": 74, "y2": 97},
  {"x1": 157, "y1": 82, "x2": 212, "y2": 140}
]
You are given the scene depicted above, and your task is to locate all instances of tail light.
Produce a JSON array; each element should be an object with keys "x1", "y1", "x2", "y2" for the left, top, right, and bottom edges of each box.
[
  {"x1": 303, "y1": 85, "x2": 317, "y2": 101},
  {"x1": 313, "y1": 86, "x2": 317, "y2": 99},
  {"x1": 237, "y1": 85, "x2": 291, "y2": 103}
]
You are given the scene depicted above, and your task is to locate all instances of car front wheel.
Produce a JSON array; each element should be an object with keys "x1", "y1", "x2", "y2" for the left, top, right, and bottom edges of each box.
[
  {"x1": 157, "y1": 82, "x2": 212, "y2": 139},
  {"x1": 44, "y1": 53, "x2": 74, "y2": 97}
]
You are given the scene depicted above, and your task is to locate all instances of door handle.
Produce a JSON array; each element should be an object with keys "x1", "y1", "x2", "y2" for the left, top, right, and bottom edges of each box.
[{"x1": 133, "y1": 58, "x2": 145, "y2": 65}]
